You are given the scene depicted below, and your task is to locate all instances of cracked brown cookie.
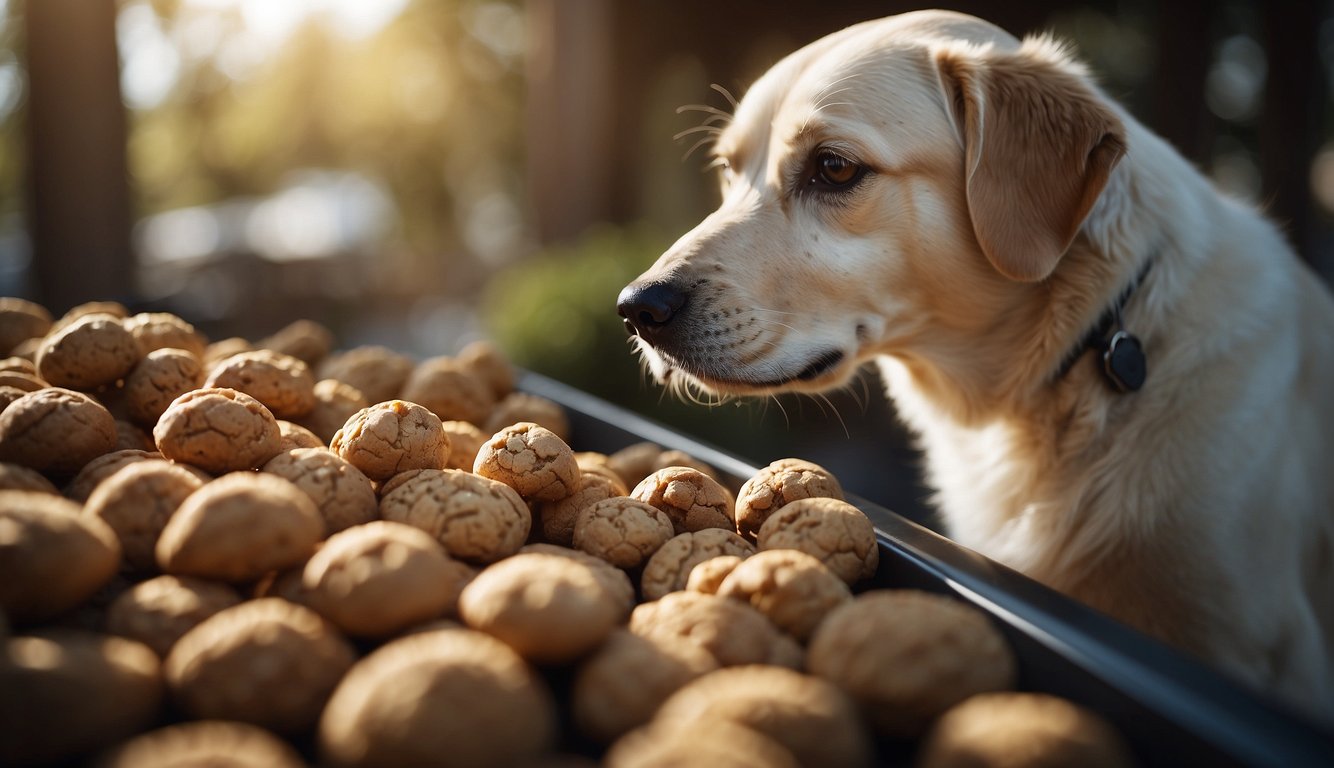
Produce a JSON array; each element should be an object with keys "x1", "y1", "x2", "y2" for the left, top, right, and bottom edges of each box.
[
  {"x1": 85, "y1": 460, "x2": 208, "y2": 572},
  {"x1": 105, "y1": 574, "x2": 244, "y2": 657},
  {"x1": 318, "y1": 345, "x2": 414, "y2": 405},
  {"x1": 684, "y1": 555, "x2": 745, "y2": 595},
  {"x1": 474, "y1": 422, "x2": 580, "y2": 503},
  {"x1": 123, "y1": 348, "x2": 205, "y2": 428},
  {"x1": 153, "y1": 388, "x2": 283, "y2": 474},
  {"x1": 715, "y1": 548, "x2": 852, "y2": 642},
  {"x1": 263, "y1": 447, "x2": 378, "y2": 535},
  {"x1": 257, "y1": 318, "x2": 334, "y2": 367},
  {"x1": 572, "y1": 497, "x2": 675, "y2": 571},
  {"x1": 64, "y1": 448, "x2": 164, "y2": 502},
  {"x1": 640, "y1": 528, "x2": 755, "y2": 601},
  {"x1": 440, "y1": 419, "x2": 488, "y2": 470},
  {"x1": 296, "y1": 378, "x2": 368, "y2": 444},
  {"x1": 631, "y1": 466, "x2": 733, "y2": 535},
  {"x1": 36, "y1": 313, "x2": 140, "y2": 390},
  {"x1": 205, "y1": 349, "x2": 317, "y2": 420},
  {"x1": 757, "y1": 497, "x2": 879, "y2": 585},
  {"x1": 330, "y1": 400, "x2": 449, "y2": 482},
  {"x1": 0, "y1": 387, "x2": 118, "y2": 476},
  {"x1": 628, "y1": 590, "x2": 799, "y2": 669},
  {"x1": 484, "y1": 392, "x2": 569, "y2": 441},
  {"x1": 400, "y1": 356, "x2": 495, "y2": 426},
  {"x1": 0, "y1": 297, "x2": 53, "y2": 354},
  {"x1": 122, "y1": 312, "x2": 206, "y2": 359},
  {"x1": 537, "y1": 471, "x2": 626, "y2": 547},
  {"x1": 735, "y1": 458, "x2": 844, "y2": 542},
  {"x1": 379, "y1": 468, "x2": 530, "y2": 564}
]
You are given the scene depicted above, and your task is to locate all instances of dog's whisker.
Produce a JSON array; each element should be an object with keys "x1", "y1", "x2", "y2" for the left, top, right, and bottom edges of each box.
[
  {"x1": 673, "y1": 125, "x2": 723, "y2": 141},
  {"x1": 682, "y1": 135, "x2": 720, "y2": 162},
  {"x1": 676, "y1": 103, "x2": 734, "y2": 122},
  {"x1": 710, "y1": 82, "x2": 739, "y2": 110}
]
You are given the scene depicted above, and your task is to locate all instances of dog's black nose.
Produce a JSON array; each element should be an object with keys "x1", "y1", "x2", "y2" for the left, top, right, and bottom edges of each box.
[{"x1": 617, "y1": 281, "x2": 686, "y2": 339}]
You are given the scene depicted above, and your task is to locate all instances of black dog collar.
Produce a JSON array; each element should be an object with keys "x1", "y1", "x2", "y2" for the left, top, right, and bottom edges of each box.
[{"x1": 1054, "y1": 261, "x2": 1153, "y2": 393}]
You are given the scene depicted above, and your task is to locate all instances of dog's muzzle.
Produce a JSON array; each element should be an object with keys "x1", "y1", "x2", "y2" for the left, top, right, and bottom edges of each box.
[{"x1": 617, "y1": 280, "x2": 688, "y2": 347}]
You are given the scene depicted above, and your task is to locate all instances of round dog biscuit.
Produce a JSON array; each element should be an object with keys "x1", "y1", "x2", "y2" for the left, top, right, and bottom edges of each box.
[
  {"x1": 640, "y1": 528, "x2": 755, "y2": 601},
  {"x1": 473, "y1": 422, "x2": 580, "y2": 502},
  {"x1": 263, "y1": 447, "x2": 378, "y2": 535},
  {"x1": 758, "y1": 496, "x2": 879, "y2": 585},
  {"x1": 0, "y1": 387, "x2": 118, "y2": 476},
  {"x1": 631, "y1": 466, "x2": 733, "y2": 535},
  {"x1": 123, "y1": 348, "x2": 205, "y2": 427},
  {"x1": 380, "y1": 468, "x2": 530, "y2": 564},
  {"x1": 573, "y1": 496, "x2": 675, "y2": 570},
  {"x1": 205, "y1": 349, "x2": 317, "y2": 419},
  {"x1": 106, "y1": 574, "x2": 243, "y2": 657},
  {"x1": 153, "y1": 387, "x2": 283, "y2": 473},
  {"x1": 36, "y1": 313, "x2": 140, "y2": 390},
  {"x1": 735, "y1": 458, "x2": 844, "y2": 541},
  {"x1": 331, "y1": 400, "x2": 449, "y2": 482}
]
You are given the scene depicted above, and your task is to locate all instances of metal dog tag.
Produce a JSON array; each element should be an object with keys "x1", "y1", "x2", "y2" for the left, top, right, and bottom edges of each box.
[{"x1": 1102, "y1": 331, "x2": 1146, "y2": 393}]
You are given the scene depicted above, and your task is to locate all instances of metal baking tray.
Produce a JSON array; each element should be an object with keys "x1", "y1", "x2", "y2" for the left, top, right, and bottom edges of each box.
[{"x1": 519, "y1": 371, "x2": 1334, "y2": 767}]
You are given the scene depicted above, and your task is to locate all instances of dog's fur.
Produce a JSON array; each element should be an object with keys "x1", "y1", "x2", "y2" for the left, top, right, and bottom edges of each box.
[{"x1": 619, "y1": 10, "x2": 1334, "y2": 717}]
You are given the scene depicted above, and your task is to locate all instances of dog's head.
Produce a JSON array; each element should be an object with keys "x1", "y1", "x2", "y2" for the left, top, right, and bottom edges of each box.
[{"x1": 618, "y1": 10, "x2": 1126, "y2": 398}]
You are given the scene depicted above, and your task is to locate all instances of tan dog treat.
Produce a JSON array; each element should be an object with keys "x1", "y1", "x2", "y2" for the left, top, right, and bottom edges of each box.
[
  {"x1": 474, "y1": 422, "x2": 580, "y2": 502},
  {"x1": 318, "y1": 345, "x2": 414, "y2": 405},
  {"x1": 51, "y1": 300, "x2": 128, "y2": 332},
  {"x1": 380, "y1": 468, "x2": 530, "y2": 564},
  {"x1": 106, "y1": 575, "x2": 243, "y2": 657},
  {"x1": 572, "y1": 629, "x2": 718, "y2": 744},
  {"x1": 278, "y1": 419, "x2": 325, "y2": 450},
  {"x1": 653, "y1": 665, "x2": 872, "y2": 768},
  {"x1": 123, "y1": 312, "x2": 206, "y2": 359},
  {"x1": 205, "y1": 349, "x2": 317, "y2": 419},
  {"x1": 86, "y1": 460, "x2": 207, "y2": 572},
  {"x1": 520, "y1": 543, "x2": 637, "y2": 615},
  {"x1": 685, "y1": 555, "x2": 745, "y2": 595},
  {"x1": 0, "y1": 387, "x2": 117, "y2": 476},
  {"x1": 263, "y1": 447, "x2": 378, "y2": 535},
  {"x1": 918, "y1": 692, "x2": 1134, "y2": 768},
  {"x1": 156, "y1": 472, "x2": 323, "y2": 582},
  {"x1": 331, "y1": 400, "x2": 449, "y2": 482},
  {"x1": 484, "y1": 392, "x2": 570, "y2": 441},
  {"x1": 0, "y1": 462, "x2": 59, "y2": 494},
  {"x1": 123, "y1": 348, "x2": 205, "y2": 427},
  {"x1": 573, "y1": 496, "x2": 675, "y2": 570},
  {"x1": 258, "y1": 318, "x2": 335, "y2": 366},
  {"x1": 640, "y1": 528, "x2": 755, "y2": 601},
  {"x1": 606, "y1": 441, "x2": 661, "y2": 489},
  {"x1": 8, "y1": 336, "x2": 39, "y2": 361},
  {"x1": 0, "y1": 491, "x2": 121, "y2": 625},
  {"x1": 458, "y1": 552, "x2": 622, "y2": 664},
  {"x1": 537, "y1": 472, "x2": 625, "y2": 547},
  {"x1": 154, "y1": 388, "x2": 283, "y2": 473},
  {"x1": 0, "y1": 369, "x2": 46, "y2": 391},
  {"x1": 0, "y1": 355, "x2": 37, "y2": 374},
  {"x1": 457, "y1": 339, "x2": 515, "y2": 398},
  {"x1": 98, "y1": 720, "x2": 307, "y2": 768},
  {"x1": 165, "y1": 598, "x2": 356, "y2": 733},
  {"x1": 631, "y1": 466, "x2": 733, "y2": 535},
  {"x1": 303, "y1": 521, "x2": 474, "y2": 637},
  {"x1": 715, "y1": 548, "x2": 852, "y2": 642},
  {"x1": 203, "y1": 336, "x2": 250, "y2": 366},
  {"x1": 36, "y1": 313, "x2": 140, "y2": 390},
  {"x1": 758, "y1": 497, "x2": 879, "y2": 585},
  {"x1": 629, "y1": 591, "x2": 798, "y2": 669},
  {"x1": 651, "y1": 450, "x2": 719, "y2": 481},
  {"x1": 319, "y1": 627, "x2": 556, "y2": 768},
  {"x1": 807, "y1": 590, "x2": 1017, "y2": 738},
  {"x1": 297, "y1": 378, "x2": 368, "y2": 443},
  {"x1": 400, "y1": 355, "x2": 495, "y2": 426},
  {"x1": 0, "y1": 296, "x2": 53, "y2": 353},
  {"x1": 441, "y1": 419, "x2": 488, "y2": 470},
  {"x1": 735, "y1": 458, "x2": 844, "y2": 541},
  {"x1": 0, "y1": 630, "x2": 161, "y2": 766},
  {"x1": 64, "y1": 448, "x2": 161, "y2": 501},
  {"x1": 606, "y1": 720, "x2": 799, "y2": 768},
  {"x1": 0, "y1": 384, "x2": 27, "y2": 411}
]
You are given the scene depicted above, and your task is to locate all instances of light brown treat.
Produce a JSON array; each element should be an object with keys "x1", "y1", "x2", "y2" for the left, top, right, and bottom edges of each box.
[
  {"x1": 0, "y1": 630, "x2": 161, "y2": 766},
  {"x1": 165, "y1": 598, "x2": 356, "y2": 733},
  {"x1": 685, "y1": 555, "x2": 745, "y2": 595},
  {"x1": 640, "y1": 528, "x2": 755, "y2": 601},
  {"x1": 807, "y1": 590, "x2": 1017, "y2": 738},
  {"x1": 0, "y1": 297, "x2": 53, "y2": 354},
  {"x1": 331, "y1": 400, "x2": 449, "y2": 482},
  {"x1": 10, "y1": 336, "x2": 41, "y2": 362},
  {"x1": 85, "y1": 460, "x2": 207, "y2": 572},
  {"x1": 0, "y1": 355, "x2": 37, "y2": 374},
  {"x1": 519, "y1": 543, "x2": 637, "y2": 615},
  {"x1": 63, "y1": 448, "x2": 162, "y2": 502},
  {"x1": 400, "y1": 356, "x2": 495, "y2": 426},
  {"x1": 203, "y1": 336, "x2": 251, "y2": 366},
  {"x1": 757, "y1": 497, "x2": 879, "y2": 585},
  {"x1": 653, "y1": 665, "x2": 872, "y2": 768},
  {"x1": 474, "y1": 422, "x2": 580, "y2": 503},
  {"x1": 50, "y1": 300, "x2": 128, "y2": 332},
  {"x1": 484, "y1": 392, "x2": 570, "y2": 441},
  {"x1": 537, "y1": 472, "x2": 625, "y2": 547},
  {"x1": 0, "y1": 461, "x2": 59, "y2": 494},
  {"x1": 456, "y1": 339, "x2": 515, "y2": 398},
  {"x1": 114, "y1": 418, "x2": 156, "y2": 452},
  {"x1": 156, "y1": 472, "x2": 323, "y2": 583},
  {"x1": 631, "y1": 466, "x2": 734, "y2": 535},
  {"x1": 98, "y1": 720, "x2": 308, "y2": 768},
  {"x1": 573, "y1": 497, "x2": 674, "y2": 571},
  {"x1": 606, "y1": 441, "x2": 661, "y2": 490},
  {"x1": 651, "y1": 449, "x2": 719, "y2": 482},
  {"x1": 317, "y1": 345, "x2": 414, "y2": 405},
  {"x1": 441, "y1": 419, "x2": 488, "y2": 470},
  {"x1": 458, "y1": 552, "x2": 622, "y2": 664},
  {"x1": 917, "y1": 692, "x2": 1135, "y2": 768},
  {"x1": 278, "y1": 419, "x2": 325, "y2": 450},
  {"x1": 628, "y1": 590, "x2": 799, "y2": 669},
  {"x1": 122, "y1": 347, "x2": 204, "y2": 427},
  {"x1": 257, "y1": 318, "x2": 335, "y2": 366},
  {"x1": 154, "y1": 387, "x2": 283, "y2": 473},
  {"x1": 715, "y1": 548, "x2": 852, "y2": 642},
  {"x1": 0, "y1": 491, "x2": 121, "y2": 625},
  {"x1": 319, "y1": 627, "x2": 556, "y2": 768},
  {"x1": 105, "y1": 574, "x2": 243, "y2": 657},
  {"x1": 303, "y1": 521, "x2": 474, "y2": 637},
  {"x1": 605, "y1": 720, "x2": 799, "y2": 768},
  {"x1": 380, "y1": 468, "x2": 530, "y2": 564},
  {"x1": 35, "y1": 313, "x2": 140, "y2": 390},
  {"x1": 205, "y1": 349, "x2": 317, "y2": 420},
  {"x1": 122, "y1": 312, "x2": 206, "y2": 359},
  {"x1": 572, "y1": 629, "x2": 718, "y2": 744},
  {"x1": 262, "y1": 447, "x2": 378, "y2": 535},
  {"x1": 0, "y1": 387, "x2": 117, "y2": 476},
  {"x1": 0, "y1": 369, "x2": 46, "y2": 391},
  {"x1": 297, "y1": 378, "x2": 368, "y2": 444},
  {"x1": 735, "y1": 458, "x2": 844, "y2": 541},
  {"x1": 0, "y1": 384, "x2": 27, "y2": 411}
]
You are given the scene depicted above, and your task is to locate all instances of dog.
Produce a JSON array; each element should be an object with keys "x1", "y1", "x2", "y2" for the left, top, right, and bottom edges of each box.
[{"x1": 617, "y1": 10, "x2": 1334, "y2": 718}]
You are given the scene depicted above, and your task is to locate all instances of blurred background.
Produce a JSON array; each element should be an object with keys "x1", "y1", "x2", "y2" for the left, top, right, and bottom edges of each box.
[{"x1": 1, "y1": 0, "x2": 1332, "y2": 525}]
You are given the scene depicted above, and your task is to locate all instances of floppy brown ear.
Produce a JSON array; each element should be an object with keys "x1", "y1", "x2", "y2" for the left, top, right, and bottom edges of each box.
[{"x1": 935, "y1": 41, "x2": 1126, "y2": 282}]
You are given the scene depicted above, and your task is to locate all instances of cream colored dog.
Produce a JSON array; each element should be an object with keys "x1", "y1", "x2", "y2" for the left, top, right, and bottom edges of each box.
[{"x1": 618, "y1": 10, "x2": 1334, "y2": 717}]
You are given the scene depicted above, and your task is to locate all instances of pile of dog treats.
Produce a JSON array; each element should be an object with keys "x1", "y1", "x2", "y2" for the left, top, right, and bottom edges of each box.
[{"x1": 0, "y1": 297, "x2": 1134, "y2": 767}]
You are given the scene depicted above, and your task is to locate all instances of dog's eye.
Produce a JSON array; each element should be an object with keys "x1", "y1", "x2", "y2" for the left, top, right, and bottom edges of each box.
[{"x1": 812, "y1": 151, "x2": 863, "y2": 189}]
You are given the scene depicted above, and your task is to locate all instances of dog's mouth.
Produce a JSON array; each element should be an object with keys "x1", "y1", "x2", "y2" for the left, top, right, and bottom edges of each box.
[{"x1": 639, "y1": 342, "x2": 848, "y2": 394}]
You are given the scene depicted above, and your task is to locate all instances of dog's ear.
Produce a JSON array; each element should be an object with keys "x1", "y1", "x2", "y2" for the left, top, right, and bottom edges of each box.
[{"x1": 934, "y1": 40, "x2": 1126, "y2": 282}]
